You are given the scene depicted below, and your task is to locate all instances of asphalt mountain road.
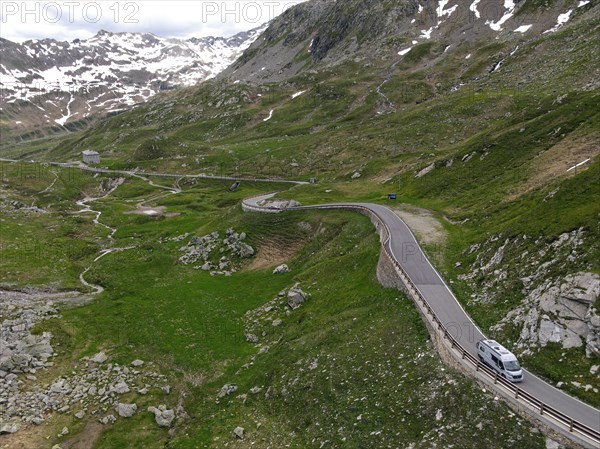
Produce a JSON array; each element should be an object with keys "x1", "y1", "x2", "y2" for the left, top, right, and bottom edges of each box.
[{"x1": 244, "y1": 194, "x2": 600, "y2": 433}]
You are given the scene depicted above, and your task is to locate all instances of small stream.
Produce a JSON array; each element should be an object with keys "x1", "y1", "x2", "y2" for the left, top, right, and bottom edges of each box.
[
  {"x1": 75, "y1": 175, "x2": 181, "y2": 294},
  {"x1": 375, "y1": 57, "x2": 404, "y2": 113},
  {"x1": 74, "y1": 179, "x2": 125, "y2": 292}
]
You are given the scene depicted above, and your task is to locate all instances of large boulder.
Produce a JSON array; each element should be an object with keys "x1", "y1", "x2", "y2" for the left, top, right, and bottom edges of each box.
[
  {"x1": 19, "y1": 335, "x2": 53, "y2": 357},
  {"x1": 273, "y1": 264, "x2": 290, "y2": 274},
  {"x1": 148, "y1": 405, "x2": 175, "y2": 428},
  {"x1": 238, "y1": 243, "x2": 255, "y2": 259},
  {"x1": 586, "y1": 309, "x2": 600, "y2": 358},
  {"x1": 116, "y1": 403, "x2": 137, "y2": 418},
  {"x1": 287, "y1": 284, "x2": 308, "y2": 310},
  {"x1": 0, "y1": 423, "x2": 18, "y2": 434},
  {"x1": 111, "y1": 382, "x2": 130, "y2": 394}
]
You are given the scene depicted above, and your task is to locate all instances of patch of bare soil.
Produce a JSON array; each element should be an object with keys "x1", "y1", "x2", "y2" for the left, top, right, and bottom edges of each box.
[
  {"x1": 506, "y1": 131, "x2": 599, "y2": 201},
  {"x1": 0, "y1": 413, "x2": 98, "y2": 449},
  {"x1": 0, "y1": 421, "x2": 48, "y2": 449},
  {"x1": 246, "y1": 240, "x2": 303, "y2": 271},
  {"x1": 3, "y1": 421, "x2": 104, "y2": 449},
  {"x1": 62, "y1": 421, "x2": 105, "y2": 449}
]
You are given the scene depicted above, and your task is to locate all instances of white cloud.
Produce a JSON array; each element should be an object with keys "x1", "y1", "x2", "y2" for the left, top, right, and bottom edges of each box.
[{"x1": 0, "y1": 1, "x2": 306, "y2": 42}]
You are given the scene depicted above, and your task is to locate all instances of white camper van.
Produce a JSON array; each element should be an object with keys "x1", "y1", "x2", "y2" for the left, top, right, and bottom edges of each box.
[{"x1": 476, "y1": 339, "x2": 523, "y2": 383}]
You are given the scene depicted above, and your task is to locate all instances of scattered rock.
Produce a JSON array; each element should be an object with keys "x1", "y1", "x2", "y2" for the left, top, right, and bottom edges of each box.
[
  {"x1": 100, "y1": 415, "x2": 116, "y2": 425},
  {"x1": 273, "y1": 264, "x2": 290, "y2": 274},
  {"x1": 112, "y1": 381, "x2": 130, "y2": 394},
  {"x1": 462, "y1": 228, "x2": 599, "y2": 358},
  {"x1": 416, "y1": 163, "x2": 435, "y2": 178},
  {"x1": 131, "y1": 360, "x2": 144, "y2": 367},
  {"x1": 272, "y1": 319, "x2": 283, "y2": 327},
  {"x1": 91, "y1": 352, "x2": 108, "y2": 364},
  {"x1": 218, "y1": 384, "x2": 238, "y2": 398},
  {"x1": 234, "y1": 426, "x2": 245, "y2": 439},
  {"x1": 245, "y1": 333, "x2": 259, "y2": 343}
]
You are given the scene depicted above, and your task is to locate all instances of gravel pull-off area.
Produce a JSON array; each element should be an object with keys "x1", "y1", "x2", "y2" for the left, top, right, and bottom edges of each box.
[{"x1": 391, "y1": 205, "x2": 447, "y2": 247}]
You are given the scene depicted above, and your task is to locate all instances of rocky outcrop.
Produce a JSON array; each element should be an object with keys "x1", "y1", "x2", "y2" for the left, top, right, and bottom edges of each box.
[
  {"x1": 458, "y1": 228, "x2": 599, "y2": 358},
  {"x1": 178, "y1": 228, "x2": 254, "y2": 275},
  {"x1": 585, "y1": 308, "x2": 600, "y2": 358},
  {"x1": 493, "y1": 273, "x2": 599, "y2": 353},
  {"x1": 416, "y1": 163, "x2": 435, "y2": 178},
  {"x1": 0, "y1": 200, "x2": 47, "y2": 214}
]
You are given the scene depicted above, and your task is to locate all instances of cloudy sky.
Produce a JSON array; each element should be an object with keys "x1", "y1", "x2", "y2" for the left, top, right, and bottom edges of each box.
[{"x1": 0, "y1": 1, "x2": 306, "y2": 42}]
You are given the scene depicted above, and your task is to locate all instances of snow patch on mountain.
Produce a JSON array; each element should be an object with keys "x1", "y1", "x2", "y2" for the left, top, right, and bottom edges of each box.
[
  {"x1": 436, "y1": 1, "x2": 458, "y2": 20},
  {"x1": 544, "y1": 10, "x2": 573, "y2": 33},
  {"x1": 470, "y1": 0, "x2": 481, "y2": 19},
  {"x1": 514, "y1": 25, "x2": 533, "y2": 33},
  {"x1": 291, "y1": 91, "x2": 306, "y2": 99},
  {"x1": 485, "y1": 0, "x2": 516, "y2": 32}
]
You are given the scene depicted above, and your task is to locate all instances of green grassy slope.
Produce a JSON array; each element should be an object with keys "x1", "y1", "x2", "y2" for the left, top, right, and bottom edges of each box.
[{"x1": 0, "y1": 166, "x2": 548, "y2": 448}]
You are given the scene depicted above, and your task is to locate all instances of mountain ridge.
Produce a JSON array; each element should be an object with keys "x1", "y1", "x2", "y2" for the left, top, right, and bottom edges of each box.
[{"x1": 0, "y1": 25, "x2": 267, "y2": 141}]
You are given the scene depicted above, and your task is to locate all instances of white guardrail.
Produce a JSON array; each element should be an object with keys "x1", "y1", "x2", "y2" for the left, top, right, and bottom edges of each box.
[{"x1": 242, "y1": 198, "x2": 600, "y2": 448}]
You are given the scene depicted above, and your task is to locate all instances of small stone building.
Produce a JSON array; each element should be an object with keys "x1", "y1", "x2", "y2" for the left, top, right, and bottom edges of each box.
[{"x1": 82, "y1": 150, "x2": 100, "y2": 165}]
